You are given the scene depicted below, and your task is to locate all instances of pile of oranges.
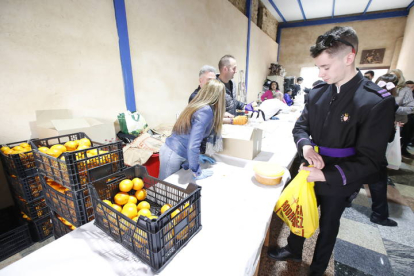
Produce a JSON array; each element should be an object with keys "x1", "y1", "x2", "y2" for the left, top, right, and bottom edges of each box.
[
  {"x1": 1, "y1": 142, "x2": 32, "y2": 155},
  {"x1": 102, "y1": 177, "x2": 160, "y2": 221},
  {"x1": 36, "y1": 138, "x2": 95, "y2": 158},
  {"x1": 103, "y1": 176, "x2": 189, "y2": 224}
]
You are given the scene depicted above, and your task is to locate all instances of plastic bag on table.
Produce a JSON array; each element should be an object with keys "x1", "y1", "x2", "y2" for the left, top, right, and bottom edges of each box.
[
  {"x1": 274, "y1": 170, "x2": 319, "y2": 238},
  {"x1": 117, "y1": 110, "x2": 148, "y2": 136},
  {"x1": 386, "y1": 126, "x2": 401, "y2": 170}
]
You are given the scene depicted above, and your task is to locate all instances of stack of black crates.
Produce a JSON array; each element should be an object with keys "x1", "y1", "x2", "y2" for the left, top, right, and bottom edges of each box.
[
  {"x1": 0, "y1": 140, "x2": 52, "y2": 261},
  {"x1": 30, "y1": 132, "x2": 124, "y2": 239},
  {"x1": 0, "y1": 206, "x2": 33, "y2": 262}
]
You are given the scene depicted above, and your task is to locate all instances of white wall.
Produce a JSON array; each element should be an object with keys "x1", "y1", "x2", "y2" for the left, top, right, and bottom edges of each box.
[
  {"x1": 126, "y1": 0, "x2": 278, "y2": 126},
  {"x1": 397, "y1": 8, "x2": 414, "y2": 80},
  {"x1": 0, "y1": 0, "x2": 125, "y2": 144}
]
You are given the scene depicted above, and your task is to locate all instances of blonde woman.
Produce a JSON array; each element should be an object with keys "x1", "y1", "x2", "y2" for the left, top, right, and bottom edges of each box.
[{"x1": 159, "y1": 79, "x2": 225, "y2": 180}]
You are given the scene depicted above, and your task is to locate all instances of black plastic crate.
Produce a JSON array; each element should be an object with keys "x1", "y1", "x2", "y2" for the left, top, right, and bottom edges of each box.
[
  {"x1": 30, "y1": 132, "x2": 124, "y2": 191},
  {"x1": 40, "y1": 176, "x2": 94, "y2": 227},
  {"x1": 6, "y1": 174, "x2": 43, "y2": 202},
  {"x1": 28, "y1": 214, "x2": 53, "y2": 242},
  {"x1": 0, "y1": 140, "x2": 37, "y2": 178},
  {"x1": 50, "y1": 211, "x2": 75, "y2": 239},
  {"x1": 88, "y1": 165, "x2": 202, "y2": 272},
  {"x1": 13, "y1": 195, "x2": 49, "y2": 220},
  {"x1": 0, "y1": 206, "x2": 33, "y2": 262}
]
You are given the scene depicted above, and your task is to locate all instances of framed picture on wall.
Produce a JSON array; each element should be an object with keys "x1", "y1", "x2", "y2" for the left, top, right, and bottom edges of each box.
[{"x1": 360, "y1": 48, "x2": 385, "y2": 64}]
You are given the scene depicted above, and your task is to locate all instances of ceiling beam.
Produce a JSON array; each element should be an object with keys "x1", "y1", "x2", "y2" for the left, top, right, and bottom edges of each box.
[
  {"x1": 268, "y1": 0, "x2": 287, "y2": 22},
  {"x1": 363, "y1": 0, "x2": 373, "y2": 15},
  {"x1": 297, "y1": 0, "x2": 307, "y2": 20},
  {"x1": 278, "y1": 10, "x2": 408, "y2": 29},
  {"x1": 408, "y1": 1, "x2": 414, "y2": 10}
]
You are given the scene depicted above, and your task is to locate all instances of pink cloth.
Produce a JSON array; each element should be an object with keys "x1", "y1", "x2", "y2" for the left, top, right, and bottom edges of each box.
[{"x1": 261, "y1": 90, "x2": 275, "y2": 101}]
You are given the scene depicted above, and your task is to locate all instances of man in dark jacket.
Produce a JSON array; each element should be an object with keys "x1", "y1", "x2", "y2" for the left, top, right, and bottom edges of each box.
[
  {"x1": 217, "y1": 55, "x2": 249, "y2": 116},
  {"x1": 267, "y1": 26, "x2": 395, "y2": 276},
  {"x1": 292, "y1": 77, "x2": 303, "y2": 99}
]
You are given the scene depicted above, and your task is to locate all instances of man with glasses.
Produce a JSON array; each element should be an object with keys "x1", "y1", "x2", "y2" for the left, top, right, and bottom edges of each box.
[{"x1": 267, "y1": 26, "x2": 395, "y2": 276}]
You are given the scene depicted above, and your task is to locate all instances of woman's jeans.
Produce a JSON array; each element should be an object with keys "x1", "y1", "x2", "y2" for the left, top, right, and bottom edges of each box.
[{"x1": 159, "y1": 144, "x2": 186, "y2": 180}]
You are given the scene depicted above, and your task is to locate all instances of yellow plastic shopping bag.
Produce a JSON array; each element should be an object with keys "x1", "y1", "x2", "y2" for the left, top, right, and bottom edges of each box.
[{"x1": 274, "y1": 170, "x2": 319, "y2": 238}]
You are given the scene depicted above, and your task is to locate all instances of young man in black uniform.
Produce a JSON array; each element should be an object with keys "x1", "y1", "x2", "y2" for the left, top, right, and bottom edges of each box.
[{"x1": 267, "y1": 26, "x2": 395, "y2": 276}]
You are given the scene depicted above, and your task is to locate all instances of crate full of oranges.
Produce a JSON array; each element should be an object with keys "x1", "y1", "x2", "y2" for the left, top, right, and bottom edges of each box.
[
  {"x1": 88, "y1": 165, "x2": 202, "y2": 272},
  {"x1": 30, "y1": 132, "x2": 124, "y2": 191},
  {"x1": 40, "y1": 176, "x2": 94, "y2": 227},
  {"x1": 1, "y1": 140, "x2": 37, "y2": 178}
]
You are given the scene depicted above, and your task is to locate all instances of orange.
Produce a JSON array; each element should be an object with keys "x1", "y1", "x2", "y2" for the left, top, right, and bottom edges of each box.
[
  {"x1": 160, "y1": 204, "x2": 172, "y2": 214},
  {"x1": 135, "y1": 189, "x2": 147, "y2": 201},
  {"x1": 51, "y1": 144, "x2": 67, "y2": 153},
  {"x1": 132, "y1": 178, "x2": 144, "y2": 190},
  {"x1": 3, "y1": 149, "x2": 14, "y2": 155},
  {"x1": 114, "y1": 192, "x2": 129, "y2": 206},
  {"x1": 171, "y1": 209, "x2": 180, "y2": 219},
  {"x1": 112, "y1": 204, "x2": 122, "y2": 212},
  {"x1": 38, "y1": 147, "x2": 49, "y2": 154},
  {"x1": 64, "y1": 141, "x2": 77, "y2": 151},
  {"x1": 137, "y1": 201, "x2": 150, "y2": 211},
  {"x1": 119, "y1": 179, "x2": 133, "y2": 192},
  {"x1": 46, "y1": 148, "x2": 62, "y2": 158},
  {"x1": 128, "y1": 195, "x2": 137, "y2": 204},
  {"x1": 1, "y1": 146, "x2": 10, "y2": 152},
  {"x1": 19, "y1": 142, "x2": 30, "y2": 148},
  {"x1": 21, "y1": 147, "x2": 31, "y2": 153},
  {"x1": 77, "y1": 145, "x2": 90, "y2": 151},
  {"x1": 137, "y1": 209, "x2": 152, "y2": 218},
  {"x1": 149, "y1": 215, "x2": 158, "y2": 220},
  {"x1": 103, "y1": 200, "x2": 112, "y2": 206},
  {"x1": 12, "y1": 146, "x2": 23, "y2": 151},
  {"x1": 122, "y1": 204, "x2": 138, "y2": 219},
  {"x1": 87, "y1": 149, "x2": 98, "y2": 156},
  {"x1": 78, "y1": 138, "x2": 91, "y2": 147}
]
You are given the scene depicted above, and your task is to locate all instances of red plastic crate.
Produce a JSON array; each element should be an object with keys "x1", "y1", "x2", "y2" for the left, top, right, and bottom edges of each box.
[{"x1": 143, "y1": 153, "x2": 160, "y2": 178}]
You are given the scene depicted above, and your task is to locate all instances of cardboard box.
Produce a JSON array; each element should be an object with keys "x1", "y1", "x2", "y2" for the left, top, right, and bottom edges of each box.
[
  {"x1": 34, "y1": 109, "x2": 116, "y2": 143},
  {"x1": 220, "y1": 125, "x2": 263, "y2": 160}
]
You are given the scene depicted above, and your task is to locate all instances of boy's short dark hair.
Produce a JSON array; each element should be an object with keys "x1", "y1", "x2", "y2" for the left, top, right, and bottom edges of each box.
[
  {"x1": 406, "y1": 80, "x2": 414, "y2": 85},
  {"x1": 285, "y1": 88, "x2": 292, "y2": 93},
  {"x1": 365, "y1": 70, "x2": 374, "y2": 78},
  {"x1": 297, "y1": 77, "x2": 303, "y2": 82},
  {"x1": 310, "y1": 26, "x2": 358, "y2": 58}
]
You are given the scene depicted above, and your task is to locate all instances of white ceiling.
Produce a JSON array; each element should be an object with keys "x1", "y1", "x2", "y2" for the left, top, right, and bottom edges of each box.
[{"x1": 261, "y1": 0, "x2": 413, "y2": 23}]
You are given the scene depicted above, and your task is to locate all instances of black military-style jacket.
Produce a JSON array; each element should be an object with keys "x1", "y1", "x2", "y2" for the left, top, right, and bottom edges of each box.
[{"x1": 293, "y1": 71, "x2": 395, "y2": 196}]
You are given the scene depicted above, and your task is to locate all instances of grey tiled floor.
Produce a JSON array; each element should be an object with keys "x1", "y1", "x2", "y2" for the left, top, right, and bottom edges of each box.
[{"x1": 0, "y1": 237, "x2": 54, "y2": 269}]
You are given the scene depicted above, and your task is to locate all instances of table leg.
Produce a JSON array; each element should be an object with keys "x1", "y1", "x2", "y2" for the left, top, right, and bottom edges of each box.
[{"x1": 264, "y1": 223, "x2": 270, "y2": 247}]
